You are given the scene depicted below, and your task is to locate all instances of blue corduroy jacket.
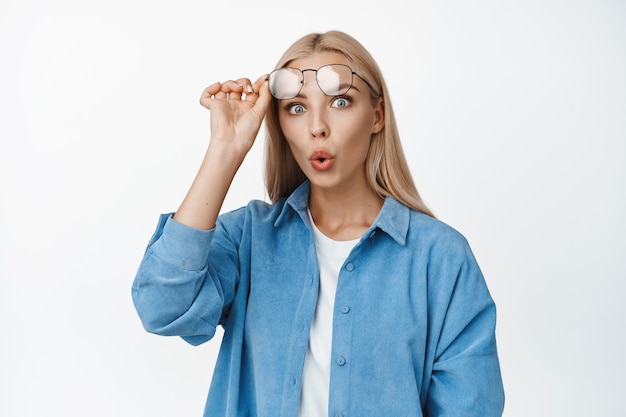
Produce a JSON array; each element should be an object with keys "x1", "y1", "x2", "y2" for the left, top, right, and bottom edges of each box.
[{"x1": 132, "y1": 181, "x2": 505, "y2": 417}]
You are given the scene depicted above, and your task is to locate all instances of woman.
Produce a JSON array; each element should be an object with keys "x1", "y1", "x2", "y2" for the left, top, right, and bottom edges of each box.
[{"x1": 132, "y1": 30, "x2": 505, "y2": 417}]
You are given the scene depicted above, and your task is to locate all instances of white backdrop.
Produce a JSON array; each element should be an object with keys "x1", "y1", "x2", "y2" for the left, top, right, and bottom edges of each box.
[{"x1": 1, "y1": 0, "x2": 624, "y2": 416}]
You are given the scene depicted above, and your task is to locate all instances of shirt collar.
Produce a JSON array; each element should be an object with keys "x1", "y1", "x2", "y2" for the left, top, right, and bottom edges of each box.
[{"x1": 274, "y1": 180, "x2": 410, "y2": 246}]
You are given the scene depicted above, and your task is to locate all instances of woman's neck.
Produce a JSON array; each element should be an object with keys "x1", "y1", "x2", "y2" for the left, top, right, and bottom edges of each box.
[{"x1": 308, "y1": 183, "x2": 384, "y2": 241}]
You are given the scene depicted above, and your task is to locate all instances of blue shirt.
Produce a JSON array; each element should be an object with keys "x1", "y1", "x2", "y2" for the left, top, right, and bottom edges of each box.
[{"x1": 132, "y1": 181, "x2": 505, "y2": 417}]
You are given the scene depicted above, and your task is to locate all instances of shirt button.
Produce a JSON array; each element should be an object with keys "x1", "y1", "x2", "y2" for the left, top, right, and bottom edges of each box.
[
  {"x1": 345, "y1": 263, "x2": 354, "y2": 272},
  {"x1": 340, "y1": 306, "x2": 350, "y2": 314},
  {"x1": 335, "y1": 414, "x2": 344, "y2": 417},
  {"x1": 336, "y1": 357, "x2": 346, "y2": 366}
]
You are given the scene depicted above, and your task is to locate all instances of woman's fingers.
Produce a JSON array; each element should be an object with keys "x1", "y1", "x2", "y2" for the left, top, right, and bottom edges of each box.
[
  {"x1": 200, "y1": 74, "x2": 267, "y2": 108},
  {"x1": 232, "y1": 78, "x2": 253, "y2": 101},
  {"x1": 242, "y1": 74, "x2": 266, "y2": 102},
  {"x1": 200, "y1": 78, "x2": 260, "y2": 109},
  {"x1": 213, "y1": 79, "x2": 249, "y2": 100},
  {"x1": 249, "y1": 74, "x2": 271, "y2": 114},
  {"x1": 199, "y1": 82, "x2": 222, "y2": 108}
]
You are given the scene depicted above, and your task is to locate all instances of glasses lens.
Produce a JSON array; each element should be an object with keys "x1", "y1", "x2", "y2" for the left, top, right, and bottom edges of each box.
[
  {"x1": 268, "y1": 68, "x2": 303, "y2": 99},
  {"x1": 317, "y1": 65, "x2": 353, "y2": 96}
]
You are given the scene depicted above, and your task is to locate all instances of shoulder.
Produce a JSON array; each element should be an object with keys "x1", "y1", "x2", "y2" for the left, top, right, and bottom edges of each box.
[
  {"x1": 216, "y1": 182, "x2": 310, "y2": 236},
  {"x1": 405, "y1": 211, "x2": 489, "y2": 299},
  {"x1": 375, "y1": 197, "x2": 472, "y2": 254},
  {"x1": 216, "y1": 198, "x2": 290, "y2": 230},
  {"x1": 410, "y1": 211, "x2": 468, "y2": 243},
  {"x1": 407, "y1": 209, "x2": 475, "y2": 260}
]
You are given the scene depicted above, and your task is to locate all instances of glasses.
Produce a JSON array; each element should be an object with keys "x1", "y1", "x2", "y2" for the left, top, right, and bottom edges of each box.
[{"x1": 268, "y1": 64, "x2": 369, "y2": 100}]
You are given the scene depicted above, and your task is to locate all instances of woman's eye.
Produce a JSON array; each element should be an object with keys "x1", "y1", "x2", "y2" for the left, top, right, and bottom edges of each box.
[
  {"x1": 287, "y1": 104, "x2": 306, "y2": 114},
  {"x1": 332, "y1": 96, "x2": 351, "y2": 108}
]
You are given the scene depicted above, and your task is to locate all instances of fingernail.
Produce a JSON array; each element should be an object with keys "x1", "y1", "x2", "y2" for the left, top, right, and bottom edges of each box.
[{"x1": 247, "y1": 85, "x2": 254, "y2": 93}]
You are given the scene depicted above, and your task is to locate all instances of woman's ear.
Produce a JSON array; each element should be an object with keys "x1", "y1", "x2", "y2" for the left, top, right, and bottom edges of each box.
[{"x1": 371, "y1": 98, "x2": 385, "y2": 134}]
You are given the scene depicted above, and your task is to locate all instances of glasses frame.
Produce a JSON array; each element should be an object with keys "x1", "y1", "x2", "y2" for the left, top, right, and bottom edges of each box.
[{"x1": 267, "y1": 64, "x2": 373, "y2": 100}]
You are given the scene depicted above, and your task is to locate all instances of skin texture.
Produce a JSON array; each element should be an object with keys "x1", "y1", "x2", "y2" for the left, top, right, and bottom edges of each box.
[{"x1": 277, "y1": 52, "x2": 385, "y2": 240}]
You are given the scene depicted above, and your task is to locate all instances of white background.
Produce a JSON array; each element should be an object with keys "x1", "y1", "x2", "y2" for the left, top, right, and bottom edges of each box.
[{"x1": 1, "y1": 0, "x2": 624, "y2": 416}]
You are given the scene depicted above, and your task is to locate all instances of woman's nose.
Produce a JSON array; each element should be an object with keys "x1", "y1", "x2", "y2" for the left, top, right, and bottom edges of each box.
[
  {"x1": 309, "y1": 109, "x2": 329, "y2": 139},
  {"x1": 300, "y1": 73, "x2": 331, "y2": 138}
]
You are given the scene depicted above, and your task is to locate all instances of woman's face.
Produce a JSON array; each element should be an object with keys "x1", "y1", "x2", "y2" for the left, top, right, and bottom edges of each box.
[{"x1": 278, "y1": 52, "x2": 384, "y2": 194}]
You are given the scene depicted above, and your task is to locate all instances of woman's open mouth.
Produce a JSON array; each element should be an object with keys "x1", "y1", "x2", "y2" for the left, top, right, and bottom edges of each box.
[{"x1": 310, "y1": 150, "x2": 334, "y2": 171}]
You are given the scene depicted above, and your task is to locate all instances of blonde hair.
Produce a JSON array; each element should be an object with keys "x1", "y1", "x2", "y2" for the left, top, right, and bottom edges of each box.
[{"x1": 264, "y1": 30, "x2": 434, "y2": 218}]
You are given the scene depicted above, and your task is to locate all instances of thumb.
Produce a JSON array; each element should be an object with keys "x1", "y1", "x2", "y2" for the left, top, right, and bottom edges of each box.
[{"x1": 250, "y1": 75, "x2": 272, "y2": 118}]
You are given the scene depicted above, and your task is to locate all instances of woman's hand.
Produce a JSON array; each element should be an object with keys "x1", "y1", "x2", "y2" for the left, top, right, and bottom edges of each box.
[
  {"x1": 200, "y1": 74, "x2": 271, "y2": 159},
  {"x1": 172, "y1": 74, "x2": 271, "y2": 230}
]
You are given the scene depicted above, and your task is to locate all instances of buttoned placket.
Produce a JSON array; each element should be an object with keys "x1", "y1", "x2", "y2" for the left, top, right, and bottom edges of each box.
[
  {"x1": 279, "y1": 231, "x2": 321, "y2": 417},
  {"x1": 327, "y1": 240, "x2": 366, "y2": 417}
]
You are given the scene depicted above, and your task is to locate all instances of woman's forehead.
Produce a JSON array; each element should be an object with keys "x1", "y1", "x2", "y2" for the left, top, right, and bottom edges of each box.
[{"x1": 287, "y1": 51, "x2": 352, "y2": 70}]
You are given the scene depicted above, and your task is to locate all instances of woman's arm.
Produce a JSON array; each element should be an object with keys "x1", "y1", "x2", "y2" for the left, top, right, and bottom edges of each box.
[
  {"x1": 425, "y1": 238, "x2": 505, "y2": 416},
  {"x1": 174, "y1": 75, "x2": 271, "y2": 230},
  {"x1": 131, "y1": 75, "x2": 271, "y2": 343}
]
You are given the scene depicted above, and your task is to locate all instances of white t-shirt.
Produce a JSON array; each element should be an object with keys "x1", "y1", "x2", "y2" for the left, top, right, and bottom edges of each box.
[{"x1": 298, "y1": 212, "x2": 359, "y2": 417}]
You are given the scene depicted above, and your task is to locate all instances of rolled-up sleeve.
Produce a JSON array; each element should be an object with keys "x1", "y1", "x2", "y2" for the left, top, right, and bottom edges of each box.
[{"x1": 131, "y1": 213, "x2": 229, "y2": 346}]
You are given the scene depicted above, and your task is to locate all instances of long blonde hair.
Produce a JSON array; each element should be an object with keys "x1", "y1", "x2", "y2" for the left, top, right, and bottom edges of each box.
[{"x1": 264, "y1": 31, "x2": 434, "y2": 218}]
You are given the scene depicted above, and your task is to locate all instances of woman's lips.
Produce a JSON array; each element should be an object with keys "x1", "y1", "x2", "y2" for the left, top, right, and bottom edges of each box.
[{"x1": 310, "y1": 150, "x2": 334, "y2": 171}]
